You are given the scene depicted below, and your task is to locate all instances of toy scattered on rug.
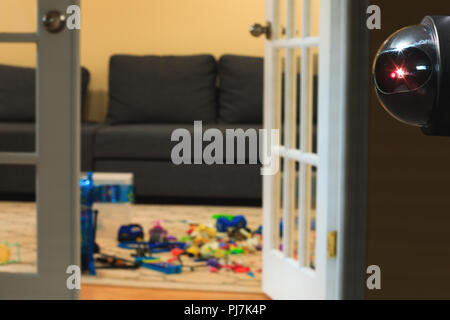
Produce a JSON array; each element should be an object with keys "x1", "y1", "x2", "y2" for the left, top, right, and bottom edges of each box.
[
  {"x1": 186, "y1": 223, "x2": 216, "y2": 246},
  {"x1": 118, "y1": 240, "x2": 186, "y2": 255},
  {"x1": 116, "y1": 221, "x2": 186, "y2": 273},
  {"x1": 117, "y1": 224, "x2": 144, "y2": 243},
  {"x1": 213, "y1": 214, "x2": 247, "y2": 232},
  {"x1": 139, "y1": 261, "x2": 182, "y2": 274},
  {"x1": 81, "y1": 172, "x2": 135, "y2": 276},
  {"x1": 149, "y1": 221, "x2": 177, "y2": 243},
  {"x1": 206, "y1": 258, "x2": 255, "y2": 277},
  {"x1": 95, "y1": 253, "x2": 140, "y2": 270},
  {"x1": 113, "y1": 214, "x2": 262, "y2": 276},
  {"x1": 0, "y1": 241, "x2": 21, "y2": 265}
]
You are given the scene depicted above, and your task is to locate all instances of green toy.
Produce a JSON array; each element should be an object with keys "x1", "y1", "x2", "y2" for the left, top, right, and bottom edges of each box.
[
  {"x1": 229, "y1": 247, "x2": 244, "y2": 255},
  {"x1": 212, "y1": 214, "x2": 235, "y2": 221}
]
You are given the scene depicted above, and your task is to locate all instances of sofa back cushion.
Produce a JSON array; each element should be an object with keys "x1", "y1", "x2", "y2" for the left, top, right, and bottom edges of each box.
[
  {"x1": 218, "y1": 55, "x2": 263, "y2": 124},
  {"x1": 107, "y1": 55, "x2": 217, "y2": 124},
  {"x1": 0, "y1": 64, "x2": 90, "y2": 122}
]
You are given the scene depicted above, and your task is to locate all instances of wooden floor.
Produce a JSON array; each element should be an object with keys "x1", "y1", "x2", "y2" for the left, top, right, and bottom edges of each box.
[{"x1": 82, "y1": 284, "x2": 270, "y2": 300}]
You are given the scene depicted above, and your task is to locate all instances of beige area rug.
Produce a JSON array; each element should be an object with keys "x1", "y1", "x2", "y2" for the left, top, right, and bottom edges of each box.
[{"x1": 0, "y1": 201, "x2": 262, "y2": 293}]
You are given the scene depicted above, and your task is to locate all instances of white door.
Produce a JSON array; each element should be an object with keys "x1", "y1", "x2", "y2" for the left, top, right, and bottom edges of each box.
[
  {"x1": 0, "y1": 0, "x2": 80, "y2": 299},
  {"x1": 261, "y1": 0, "x2": 350, "y2": 299}
]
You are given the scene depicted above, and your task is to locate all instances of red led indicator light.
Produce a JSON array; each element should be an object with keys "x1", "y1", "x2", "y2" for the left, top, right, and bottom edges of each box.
[
  {"x1": 396, "y1": 68, "x2": 405, "y2": 78},
  {"x1": 389, "y1": 68, "x2": 406, "y2": 79}
]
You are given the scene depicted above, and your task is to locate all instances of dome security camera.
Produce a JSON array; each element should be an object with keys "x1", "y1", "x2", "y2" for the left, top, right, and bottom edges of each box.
[{"x1": 373, "y1": 16, "x2": 450, "y2": 136}]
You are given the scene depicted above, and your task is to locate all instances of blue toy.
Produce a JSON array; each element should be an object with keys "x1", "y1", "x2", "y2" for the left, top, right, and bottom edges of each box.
[
  {"x1": 80, "y1": 172, "x2": 135, "y2": 276},
  {"x1": 80, "y1": 172, "x2": 96, "y2": 276},
  {"x1": 213, "y1": 215, "x2": 247, "y2": 232},
  {"x1": 118, "y1": 241, "x2": 186, "y2": 253},
  {"x1": 139, "y1": 262, "x2": 182, "y2": 274},
  {"x1": 256, "y1": 225, "x2": 263, "y2": 235},
  {"x1": 118, "y1": 224, "x2": 144, "y2": 243}
]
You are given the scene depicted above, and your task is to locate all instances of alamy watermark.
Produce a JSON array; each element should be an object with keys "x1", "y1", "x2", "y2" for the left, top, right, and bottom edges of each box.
[
  {"x1": 170, "y1": 121, "x2": 280, "y2": 176},
  {"x1": 367, "y1": 5, "x2": 381, "y2": 30},
  {"x1": 66, "y1": 5, "x2": 81, "y2": 30},
  {"x1": 66, "y1": 265, "x2": 81, "y2": 290},
  {"x1": 366, "y1": 265, "x2": 381, "y2": 290}
]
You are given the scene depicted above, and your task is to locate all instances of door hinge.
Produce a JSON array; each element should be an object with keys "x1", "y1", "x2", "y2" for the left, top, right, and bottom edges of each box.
[{"x1": 327, "y1": 231, "x2": 337, "y2": 258}]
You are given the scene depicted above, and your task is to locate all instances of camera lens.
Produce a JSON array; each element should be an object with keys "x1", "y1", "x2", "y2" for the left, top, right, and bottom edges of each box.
[
  {"x1": 372, "y1": 23, "x2": 438, "y2": 127},
  {"x1": 374, "y1": 47, "x2": 433, "y2": 94}
]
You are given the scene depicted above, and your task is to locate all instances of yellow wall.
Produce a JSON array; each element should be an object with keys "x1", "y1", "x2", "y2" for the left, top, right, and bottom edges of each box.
[
  {"x1": 0, "y1": 0, "x2": 37, "y2": 67},
  {"x1": 0, "y1": 0, "x2": 265, "y2": 122}
]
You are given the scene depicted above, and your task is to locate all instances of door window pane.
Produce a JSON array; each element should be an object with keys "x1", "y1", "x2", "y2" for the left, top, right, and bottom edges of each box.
[
  {"x1": 273, "y1": 157, "x2": 284, "y2": 251},
  {"x1": 305, "y1": 165, "x2": 317, "y2": 269},
  {"x1": 277, "y1": 0, "x2": 287, "y2": 39},
  {"x1": 0, "y1": 166, "x2": 36, "y2": 274},
  {"x1": 0, "y1": 1, "x2": 36, "y2": 32},
  {"x1": 276, "y1": 49, "x2": 286, "y2": 146},
  {"x1": 306, "y1": 47, "x2": 319, "y2": 154},
  {"x1": 310, "y1": 0, "x2": 320, "y2": 37}
]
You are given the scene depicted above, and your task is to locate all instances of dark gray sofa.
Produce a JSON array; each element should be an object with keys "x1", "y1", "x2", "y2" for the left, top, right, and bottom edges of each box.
[
  {"x1": 95, "y1": 54, "x2": 263, "y2": 201},
  {"x1": 0, "y1": 55, "x2": 264, "y2": 202},
  {"x1": 0, "y1": 64, "x2": 99, "y2": 195}
]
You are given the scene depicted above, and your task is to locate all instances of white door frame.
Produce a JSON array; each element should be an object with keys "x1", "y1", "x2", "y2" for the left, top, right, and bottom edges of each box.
[
  {"x1": 262, "y1": 0, "x2": 369, "y2": 300},
  {"x1": 0, "y1": 0, "x2": 80, "y2": 299}
]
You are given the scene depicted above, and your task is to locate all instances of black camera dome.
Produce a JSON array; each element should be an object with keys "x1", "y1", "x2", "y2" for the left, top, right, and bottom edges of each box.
[
  {"x1": 373, "y1": 21, "x2": 439, "y2": 127},
  {"x1": 373, "y1": 16, "x2": 450, "y2": 136}
]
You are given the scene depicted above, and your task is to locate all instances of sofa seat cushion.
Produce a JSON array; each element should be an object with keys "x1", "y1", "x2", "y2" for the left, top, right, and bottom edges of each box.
[
  {"x1": 218, "y1": 55, "x2": 263, "y2": 124},
  {"x1": 0, "y1": 65, "x2": 90, "y2": 122},
  {"x1": 106, "y1": 55, "x2": 217, "y2": 124},
  {"x1": 0, "y1": 122, "x2": 100, "y2": 171},
  {"x1": 0, "y1": 122, "x2": 35, "y2": 152},
  {"x1": 94, "y1": 123, "x2": 262, "y2": 162}
]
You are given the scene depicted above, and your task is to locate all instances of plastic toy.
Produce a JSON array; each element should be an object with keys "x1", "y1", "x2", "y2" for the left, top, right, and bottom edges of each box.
[
  {"x1": 128, "y1": 242, "x2": 152, "y2": 258},
  {"x1": 186, "y1": 245, "x2": 200, "y2": 258},
  {"x1": 139, "y1": 262, "x2": 182, "y2": 274},
  {"x1": 80, "y1": 172, "x2": 135, "y2": 276},
  {"x1": 213, "y1": 214, "x2": 247, "y2": 232},
  {"x1": 149, "y1": 221, "x2": 168, "y2": 243},
  {"x1": 213, "y1": 249, "x2": 226, "y2": 259},
  {"x1": 117, "y1": 224, "x2": 144, "y2": 243},
  {"x1": 168, "y1": 248, "x2": 184, "y2": 264},
  {"x1": 227, "y1": 227, "x2": 252, "y2": 241},
  {"x1": 0, "y1": 242, "x2": 20, "y2": 265},
  {"x1": 229, "y1": 247, "x2": 244, "y2": 255},
  {"x1": 187, "y1": 224, "x2": 216, "y2": 247},
  {"x1": 80, "y1": 173, "x2": 96, "y2": 275},
  {"x1": 0, "y1": 243, "x2": 9, "y2": 264},
  {"x1": 209, "y1": 266, "x2": 219, "y2": 272},
  {"x1": 118, "y1": 241, "x2": 186, "y2": 254},
  {"x1": 134, "y1": 256, "x2": 160, "y2": 263},
  {"x1": 95, "y1": 254, "x2": 140, "y2": 269},
  {"x1": 206, "y1": 258, "x2": 221, "y2": 269}
]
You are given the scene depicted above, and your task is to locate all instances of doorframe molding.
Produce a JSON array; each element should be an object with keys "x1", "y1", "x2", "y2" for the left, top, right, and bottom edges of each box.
[{"x1": 337, "y1": 0, "x2": 370, "y2": 300}]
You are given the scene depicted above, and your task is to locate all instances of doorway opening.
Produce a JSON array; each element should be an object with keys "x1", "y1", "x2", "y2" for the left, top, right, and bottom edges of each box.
[{"x1": 0, "y1": 0, "x2": 361, "y2": 301}]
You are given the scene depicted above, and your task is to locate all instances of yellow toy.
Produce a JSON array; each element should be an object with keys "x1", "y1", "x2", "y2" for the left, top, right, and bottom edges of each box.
[
  {"x1": 186, "y1": 246, "x2": 200, "y2": 258},
  {"x1": 0, "y1": 242, "x2": 20, "y2": 265},
  {"x1": 0, "y1": 243, "x2": 10, "y2": 264},
  {"x1": 214, "y1": 249, "x2": 226, "y2": 259},
  {"x1": 190, "y1": 224, "x2": 216, "y2": 246}
]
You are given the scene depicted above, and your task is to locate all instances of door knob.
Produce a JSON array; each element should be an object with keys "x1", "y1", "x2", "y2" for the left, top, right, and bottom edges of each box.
[
  {"x1": 42, "y1": 10, "x2": 66, "y2": 33},
  {"x1": 250, "y1": 22, "x2": 272, "y2": 39}
]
